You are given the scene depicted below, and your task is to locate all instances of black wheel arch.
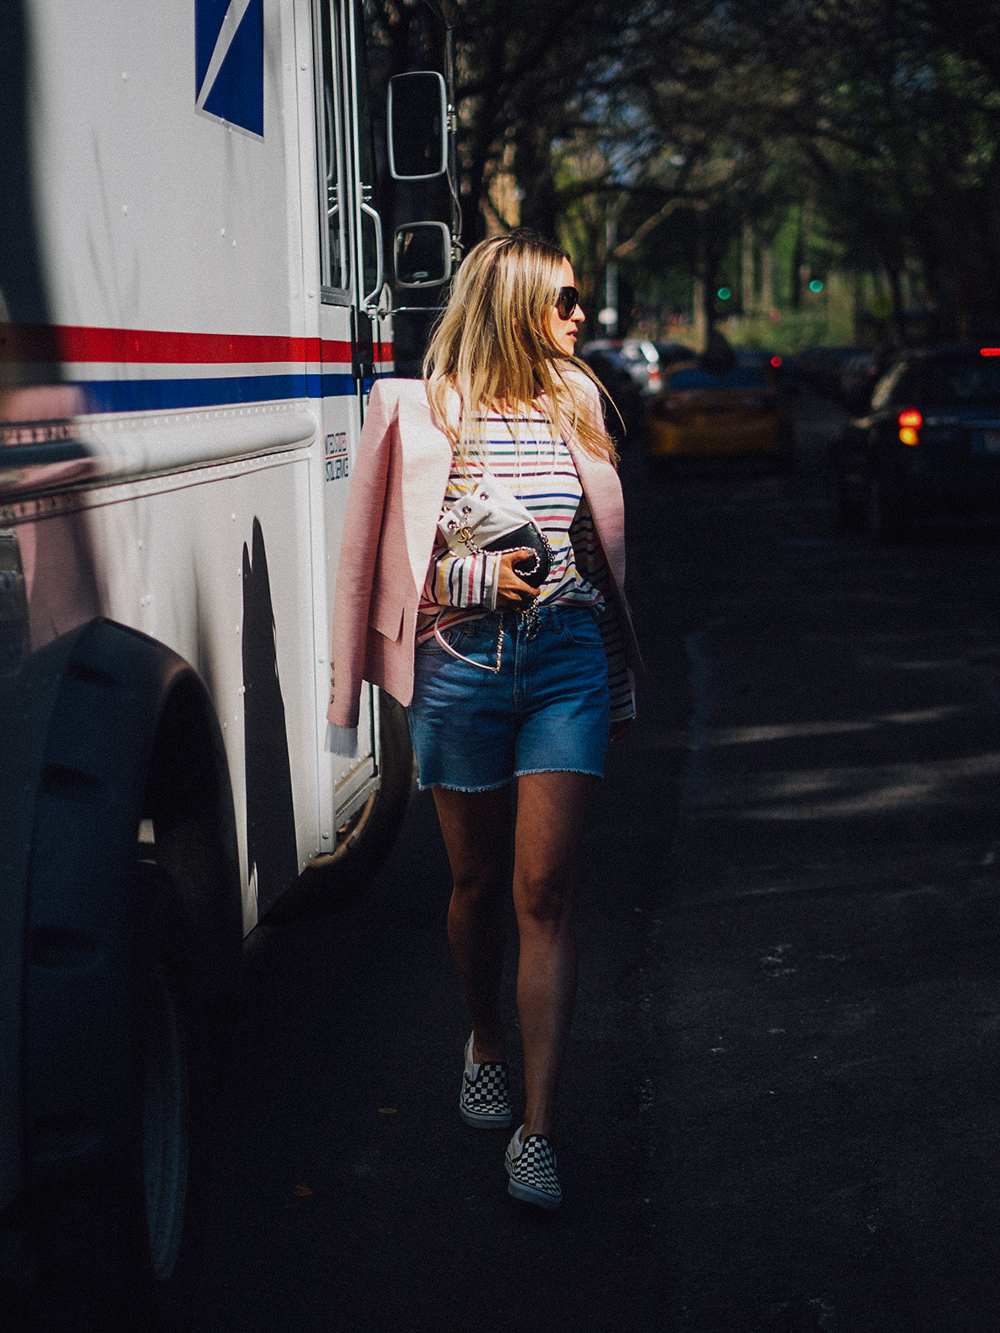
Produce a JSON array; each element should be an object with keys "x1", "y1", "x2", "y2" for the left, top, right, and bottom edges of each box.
[{"x1": 22, "y1": 617, "x2": 242, "y2": 1185}]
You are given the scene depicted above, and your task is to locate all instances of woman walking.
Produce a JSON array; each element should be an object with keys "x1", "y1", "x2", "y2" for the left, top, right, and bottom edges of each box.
[{"x1": 327, "y1": 230, "x2": 641, "y2": 1209}]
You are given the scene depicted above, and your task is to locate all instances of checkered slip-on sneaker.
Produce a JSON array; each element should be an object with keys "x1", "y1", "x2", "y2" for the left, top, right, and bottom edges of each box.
[
  {"x1": 505, "y1": 1125, "x2": 562, "y2": 1209},
  {"x1": 459, "y1": 1033, "x2": 512, "y2": 1129}
]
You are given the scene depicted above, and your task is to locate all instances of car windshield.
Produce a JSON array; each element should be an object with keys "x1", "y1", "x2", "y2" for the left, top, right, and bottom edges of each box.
[
  {"x1": 916, "y1": 358, "x2": 1000, "y2": 406},
  {"x1": 668, "y1": 367, "x2": 768, "y2": 390}
]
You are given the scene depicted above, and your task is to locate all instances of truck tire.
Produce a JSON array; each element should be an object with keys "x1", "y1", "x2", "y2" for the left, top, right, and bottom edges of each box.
[
  {"x1": 29, "y1": 839, "x2": 209, "y2": 1333},
  {"x1": 270, "y1": 691, "x2": 414, "y2": 918},
  {"x1": 21, "y1": 621, "x2": 242, "y2": 1333}
]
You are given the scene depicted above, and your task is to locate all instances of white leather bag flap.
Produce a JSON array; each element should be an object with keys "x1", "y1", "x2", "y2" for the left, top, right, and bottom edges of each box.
[{"x1": 438, "y1": 474, "x2": 535, "y2": 555}]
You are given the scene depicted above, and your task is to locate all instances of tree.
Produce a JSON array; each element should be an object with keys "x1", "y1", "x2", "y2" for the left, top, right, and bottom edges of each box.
[
  {"x1": 366, "y1": 0, "x2": 648, "y2": 249},
  {"x1": 368, "y1": 0, "x2": 1000, "y2": 341}
]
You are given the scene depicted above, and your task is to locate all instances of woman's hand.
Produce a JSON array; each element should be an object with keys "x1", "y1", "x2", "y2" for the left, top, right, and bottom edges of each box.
[{"x1": 495, "y1": 548, "x2": 540, "y2": 609}]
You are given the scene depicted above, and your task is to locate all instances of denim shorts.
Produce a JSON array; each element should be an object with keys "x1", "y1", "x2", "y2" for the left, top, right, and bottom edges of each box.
[{"x1": 407, "y1": 604, "x2": 610, "y2": 791}]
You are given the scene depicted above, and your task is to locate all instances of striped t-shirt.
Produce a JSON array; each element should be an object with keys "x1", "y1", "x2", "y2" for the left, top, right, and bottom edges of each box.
[{"x1": 418, "y1": 412, "x2": 633, "y2": 720}]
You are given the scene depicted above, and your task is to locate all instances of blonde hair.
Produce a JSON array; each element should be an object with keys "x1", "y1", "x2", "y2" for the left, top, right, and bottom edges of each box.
[{"x1": 422, "y1": 230, "x2": 617, "y2": 471}]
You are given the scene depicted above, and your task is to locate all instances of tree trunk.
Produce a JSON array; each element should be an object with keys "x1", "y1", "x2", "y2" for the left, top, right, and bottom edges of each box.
[
  {"x1": 790, "y1": 194, "x2": 814, "y2": 310},
  {"x1": 760, "y1": 245, "x2": 774, "y2": 313},
  {"x1": 742, "y1": 219, "x2": 755, "y2": 318},
  {"x1": 888, "y1": 265, "x2": 906, "y2": 343},
  {"x1": 852, "y1": 270, "x2": 863, "y2": 343},
  {"x1": 692, "y1": 274, "x2": 707, "y2": 350},
  {"x1": 703, "y1": 251, "x2": 718, "y2": 346}
]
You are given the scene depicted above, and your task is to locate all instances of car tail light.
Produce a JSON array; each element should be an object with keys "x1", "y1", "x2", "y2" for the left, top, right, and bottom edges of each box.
[
  {"x1": 898, "y1": 408, "x2": 921, "y2": 445},
  {"x1": 648, "y1": 366, "x2": 661, "y2": 391},
  {"x1": 980, "y1": 348, "x2": 1000, "y2": 356}
]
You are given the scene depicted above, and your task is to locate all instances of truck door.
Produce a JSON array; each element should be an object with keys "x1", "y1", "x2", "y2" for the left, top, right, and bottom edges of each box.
[{"x1": 312, "y1": 0, "x2": 387, "y2": 836}]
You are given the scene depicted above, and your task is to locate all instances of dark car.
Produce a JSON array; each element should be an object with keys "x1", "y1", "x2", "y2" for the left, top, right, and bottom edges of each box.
[
  {"x1": 830, "y1": 346, "x2": 1000, "y2": 537},
  {"x1": 655, "y1": 341, "x2": 699, "y2": 372},
  {"x1": 734, "y1": 348, "x2": 802, "y2": 396},
  {"x1": 798, "y1": 344, "x2": 870, "y2": 399},
  {"x1": 577, "y1": 342, "x2": 647, "y2": 444},
  {"x1": 837, "y1": 349, "x2": 878, "y2": 408},
  {"x1": 583, "y1": 337, "x2": 666, "y2": 389}
]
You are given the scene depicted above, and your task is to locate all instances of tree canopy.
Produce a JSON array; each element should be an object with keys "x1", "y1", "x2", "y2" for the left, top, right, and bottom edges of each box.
[{"x1": 369, "y1": 0, "x2": 1000, "y2": 341}]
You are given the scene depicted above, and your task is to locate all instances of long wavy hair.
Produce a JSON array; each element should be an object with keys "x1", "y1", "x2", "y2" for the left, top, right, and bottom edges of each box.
[{"x1": 422, "y1": 230, "x2": 617, "y2": 472}]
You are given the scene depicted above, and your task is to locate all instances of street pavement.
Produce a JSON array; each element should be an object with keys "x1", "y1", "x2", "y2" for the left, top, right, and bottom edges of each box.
[{"x1": 195, "y1": 393, "x2": 1000, "y2": 1333}]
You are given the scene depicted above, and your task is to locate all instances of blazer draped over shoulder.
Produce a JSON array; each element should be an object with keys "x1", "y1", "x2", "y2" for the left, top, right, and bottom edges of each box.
[{"x1": 327, "y1": 376, "x2": 642, "y2": 730}]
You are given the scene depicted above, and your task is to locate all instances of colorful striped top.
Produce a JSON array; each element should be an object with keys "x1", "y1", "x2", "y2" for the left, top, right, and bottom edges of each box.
[{"x1": 418, "y1": 412, "x2": 633, "y2": 721}]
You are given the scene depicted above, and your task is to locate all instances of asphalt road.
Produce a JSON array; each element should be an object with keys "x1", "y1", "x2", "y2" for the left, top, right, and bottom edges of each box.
[{"x1": 195, "y1": 393, "x2": 1000, "y2": 1333}]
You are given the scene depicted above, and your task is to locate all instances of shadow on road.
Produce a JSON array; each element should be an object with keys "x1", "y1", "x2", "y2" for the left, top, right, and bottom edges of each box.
[{"x1": 196, "y1": 392, "x2": 1000, "y2": 1333}]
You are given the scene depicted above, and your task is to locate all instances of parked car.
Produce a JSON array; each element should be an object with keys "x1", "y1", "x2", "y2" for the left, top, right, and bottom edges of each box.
[
  {"x1": 608, "y1": 338, "x2": 661, "y2": 389},
  {"x1": 829, "y1": 346, "x2": 1000, "y2": 538},
  {"x1": 655, "y1": 341, "x2": 699, "y2": 372},
  {"x1": 741, "y1": 349, "x2": 802, "y2": 396},
  {"x1": 797, "y1": 344, "x2": 870, "y2": 399},
  {"x1": 837, "y1": 344, "x2": 899, "y2": 413},
  {"x1": 645, "y1": 360, "x2": 795, "y2": 476},
  {"x1": 837, "y1": 349, "x2": 877, "y2": 408},
  {"x1": 578, "y1": 342, "x2": 648, "y2": 444}
]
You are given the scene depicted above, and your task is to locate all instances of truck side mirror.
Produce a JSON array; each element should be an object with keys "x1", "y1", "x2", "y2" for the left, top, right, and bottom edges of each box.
[
  {"x1": 387, "y1": 72, "x2": 448, "y2": 181},
  {"x1": 393, "y1": 222, "x2": 452, "y2": 287}
]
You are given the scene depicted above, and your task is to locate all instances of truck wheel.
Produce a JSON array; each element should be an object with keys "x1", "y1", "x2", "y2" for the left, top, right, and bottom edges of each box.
[
  {"x1": 271, "y1": 691, "x2": 414, "y2": 918},
  {"x1": 27, "y1": 822, "x2": 210, "y2": 1333},
  {"x1": 19, "y1": 623, "x2": 242, "y2": 1333}
]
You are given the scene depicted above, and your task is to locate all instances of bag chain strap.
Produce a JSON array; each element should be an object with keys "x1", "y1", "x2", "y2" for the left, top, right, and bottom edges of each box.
[
  {"x1": 458, "y1": 527, "x2": 553, "y2": 603},
  {"x1": 435, "y1": 495, "x2": 554, "y2": 671}
]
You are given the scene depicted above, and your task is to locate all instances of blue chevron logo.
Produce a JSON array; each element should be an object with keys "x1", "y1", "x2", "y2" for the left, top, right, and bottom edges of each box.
[{"x1": 195, "y1": 0, "x2": 264, "y2": 138}]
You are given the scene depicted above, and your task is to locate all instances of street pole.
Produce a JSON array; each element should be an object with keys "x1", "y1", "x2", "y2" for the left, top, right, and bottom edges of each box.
[{"x1": 601, "y1": 213, "x2": 619, "y2": 338}]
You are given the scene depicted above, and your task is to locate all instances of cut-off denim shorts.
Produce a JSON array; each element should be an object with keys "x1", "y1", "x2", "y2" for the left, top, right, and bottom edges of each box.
[{"x1": 407, "y1": 603, "x2": 610, "y2": 792}]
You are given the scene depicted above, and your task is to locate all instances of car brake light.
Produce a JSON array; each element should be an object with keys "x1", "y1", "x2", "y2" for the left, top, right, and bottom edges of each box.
[
  {"x1": 898, "y1": 408, "x2": 921, "y2": 445},
  {"x1": 980, "y1": 348, "x2": 1000, "y2": 356}
]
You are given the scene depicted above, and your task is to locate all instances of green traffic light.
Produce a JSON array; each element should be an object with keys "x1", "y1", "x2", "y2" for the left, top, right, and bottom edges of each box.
[
  {"x1": 717, "y1": 286, "x2": 732, "y2": 300},
  {"x1": 809, "y1": 279, "x2": 824, "y2": 292}
]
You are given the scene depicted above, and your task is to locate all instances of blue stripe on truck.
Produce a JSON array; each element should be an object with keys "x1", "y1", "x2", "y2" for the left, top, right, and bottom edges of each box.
[{"x1": 75, "y1": 372, "x2": 358, "y2": 414}]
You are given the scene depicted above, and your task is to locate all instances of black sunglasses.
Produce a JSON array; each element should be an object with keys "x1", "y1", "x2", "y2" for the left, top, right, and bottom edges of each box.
[{"x1": 554, "y1": 286, "x2": 580, "y2": 320}]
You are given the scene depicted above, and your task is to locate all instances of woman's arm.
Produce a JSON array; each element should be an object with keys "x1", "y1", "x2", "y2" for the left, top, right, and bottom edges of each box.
[
  {"x1": 423, "y1": 546, "x2": 539, "y2": 612},
  {"x1": 424, "y1": 546, "x2": 503, "y2": 611}
]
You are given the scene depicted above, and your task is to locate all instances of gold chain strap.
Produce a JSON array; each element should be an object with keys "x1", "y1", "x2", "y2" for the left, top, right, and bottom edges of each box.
[{"x1": 453, "y1": 510, "x2": 548, "y2": 669}]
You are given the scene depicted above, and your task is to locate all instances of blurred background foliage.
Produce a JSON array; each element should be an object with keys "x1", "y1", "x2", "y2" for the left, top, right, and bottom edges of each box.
[{"x1": 367, "y1": 0, "x2": 1000, "y2": 348}]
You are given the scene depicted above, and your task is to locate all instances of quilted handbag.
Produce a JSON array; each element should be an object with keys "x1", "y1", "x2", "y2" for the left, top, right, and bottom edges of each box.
[{"x1": 438, "y1": 473, "x2": 552, "y2": 587}]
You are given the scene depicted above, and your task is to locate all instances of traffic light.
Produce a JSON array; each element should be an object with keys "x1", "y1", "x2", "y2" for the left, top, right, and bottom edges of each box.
[{"x1": 717, "y1": 286, "x2": 732, "y2": 301}]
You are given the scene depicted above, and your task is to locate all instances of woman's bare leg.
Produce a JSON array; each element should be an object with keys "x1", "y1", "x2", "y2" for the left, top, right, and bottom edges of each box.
[
  {"x1": 512, "y1": 771, "x2": 597, "y2": 1139},
  {"x1": 433, "y1": 784, "x2": 513, "y2": 1063}
]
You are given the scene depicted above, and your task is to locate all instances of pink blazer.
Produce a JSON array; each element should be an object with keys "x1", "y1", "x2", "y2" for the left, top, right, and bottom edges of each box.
[{"x1": 327, "y1": 377, "x2": 642, "y2": 729}]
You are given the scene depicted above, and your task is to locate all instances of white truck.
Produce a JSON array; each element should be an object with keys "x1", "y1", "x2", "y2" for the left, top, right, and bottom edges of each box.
[{"x1": 0, "y1": 1, "x2": 455, "y2": 1325}]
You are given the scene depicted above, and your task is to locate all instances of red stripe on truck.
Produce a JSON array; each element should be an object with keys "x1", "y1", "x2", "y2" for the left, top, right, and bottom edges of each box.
[{"x1": 1, "y1": 324, "x2": 386, "y2": 366}]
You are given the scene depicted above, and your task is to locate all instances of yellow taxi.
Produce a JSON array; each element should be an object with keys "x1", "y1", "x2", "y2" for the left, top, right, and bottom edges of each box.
[{"x1": 645, "y1": 357, "x2": 795, "y2": 475}]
